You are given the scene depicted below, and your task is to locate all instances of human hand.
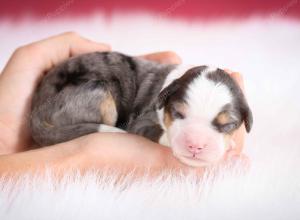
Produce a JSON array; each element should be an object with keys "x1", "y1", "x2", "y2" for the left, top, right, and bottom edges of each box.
[
  {"x1": 52, "y1": 70, "x2": 249, "y2": 174},
  {"x1": 0, "y1": 32, "x2": 246, "y2": 176},
  {"x1": 0, "y1": 32, "x2": 110, "y2": 153},
  {"x1": 0, "y1": 32, "x2": 181, "y2": 154},
  {"x1": 224, "y1": 70, "x2": 247, "y2": 158}
]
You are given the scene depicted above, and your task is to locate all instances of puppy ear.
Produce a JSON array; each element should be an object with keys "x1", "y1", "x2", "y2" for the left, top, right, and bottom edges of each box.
[
  {"x1": 241, "y1": 101, "x2": 253, "y2": 133},
  {"x1": 157, "y1": 80, "x2": 180, "y2": 109}
]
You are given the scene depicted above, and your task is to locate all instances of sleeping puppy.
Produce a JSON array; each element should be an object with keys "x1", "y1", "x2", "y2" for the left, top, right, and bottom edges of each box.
[{"x1": 30, "y1": 52, "x2": 253, "y2": 167}]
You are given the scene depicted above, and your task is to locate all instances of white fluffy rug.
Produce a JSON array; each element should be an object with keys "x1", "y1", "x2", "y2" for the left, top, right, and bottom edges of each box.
[{"x1": 1, "y1": 13, "x2": 300, "y2": 219}]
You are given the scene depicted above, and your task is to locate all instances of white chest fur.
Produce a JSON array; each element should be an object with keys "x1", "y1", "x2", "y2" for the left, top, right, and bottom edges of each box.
[{"x1": 158, "y1": 132, "x2": 170, "y2": 147}]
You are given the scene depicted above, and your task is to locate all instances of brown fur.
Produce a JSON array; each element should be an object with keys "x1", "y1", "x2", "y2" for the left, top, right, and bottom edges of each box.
[
  {"x1": 100, "y1": 92, "x2": 118, "y2": 126},
  {"x1": 163, "y1": 111, "x2": 173, "y2": 129},
  {"x1": 216, "y1": 112, "x2": 230, "y2": 125}
]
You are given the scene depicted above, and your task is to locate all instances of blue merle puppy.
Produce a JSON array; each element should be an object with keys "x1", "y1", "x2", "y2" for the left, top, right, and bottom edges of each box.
[{"x1": 31, "y1": 52, "x2": 252, "y2": 167}]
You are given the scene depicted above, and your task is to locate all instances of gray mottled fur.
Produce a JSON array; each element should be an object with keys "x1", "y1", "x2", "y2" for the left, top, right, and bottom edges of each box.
[{"x1": 30, "y1": 52, "x2": 175, "y2": 146}]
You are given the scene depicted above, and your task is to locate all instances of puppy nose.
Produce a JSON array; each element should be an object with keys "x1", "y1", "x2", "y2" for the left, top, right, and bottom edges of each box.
[{"x1": 187, "y1": 144, "x2": 206, "y2": 154}]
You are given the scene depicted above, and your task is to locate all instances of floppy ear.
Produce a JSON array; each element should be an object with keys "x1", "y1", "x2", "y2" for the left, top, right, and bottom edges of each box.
[
  {"x1": 241, "y1": 101, "x2": 253, "y2": 133},
  {"x1": 157, "y1": 80, "x2": 180, "y2": 109}
]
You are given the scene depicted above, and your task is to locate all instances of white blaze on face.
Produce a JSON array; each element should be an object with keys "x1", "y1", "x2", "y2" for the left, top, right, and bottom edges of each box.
[
  {"x1": 165, "y1": 66, "x2": 233, "y2": 167},
  {"x1": 186, "y1": 68, "x2": 232, "y2": 122},
  {"x1": 157, "y1": 64, "x2": 195, "y2": 131}
]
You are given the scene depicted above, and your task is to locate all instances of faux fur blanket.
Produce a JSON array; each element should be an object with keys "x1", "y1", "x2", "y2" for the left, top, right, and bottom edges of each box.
[{"x1": 0, "y1": 14, "x2": 300, "y2": 219}]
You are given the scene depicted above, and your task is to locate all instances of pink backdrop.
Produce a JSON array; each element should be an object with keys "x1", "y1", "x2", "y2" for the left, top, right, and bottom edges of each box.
[{"x1": 1, "y1": 0, "x2": 300, "y2": 20}]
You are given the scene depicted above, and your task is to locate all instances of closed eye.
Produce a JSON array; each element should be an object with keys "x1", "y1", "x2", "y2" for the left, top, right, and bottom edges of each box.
[
  {"x1": 221, "y1": 122, "x2": 237, "y2": 133},
  {"x1": 170, "y1": 105, "x2": 185, "y2": 119},
  {"x1": 172, "y1": 110, "x2": 185, "y2": 119},
  {"x1": 168, "y1": 102, "x2": 187, "y2": 120}
]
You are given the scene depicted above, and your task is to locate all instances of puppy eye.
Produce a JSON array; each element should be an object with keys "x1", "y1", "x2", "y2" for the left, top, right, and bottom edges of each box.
[
  {"x1": 173, "y1": 110, "x2": 185, "y2": 119},
  {"x1": 221, "y1": 123, "x2": 237, "y2": 133},
  {"x1": 171, "y1": 108, "x2": 185, "y2": 119}
]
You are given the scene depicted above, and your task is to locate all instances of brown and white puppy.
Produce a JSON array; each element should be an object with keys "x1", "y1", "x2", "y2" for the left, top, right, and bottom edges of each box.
[{"x1": 30, "y1": 52, "x2": 252, "y2": 167}]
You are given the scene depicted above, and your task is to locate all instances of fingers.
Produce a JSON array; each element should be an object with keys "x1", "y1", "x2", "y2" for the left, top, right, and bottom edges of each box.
[
  {"x1": 223, "y1": 150, "x2": 250, "y2": 171},
  {"x1": 139, "y1": 51, "x2": 182, "y2": 65},
  {"x1": 67, "y1": 33, "x2": 111, "y2": 56},
  {"x1": 224, "y1": 69, "x2": 245, "y2": 93},
  {"x1": 231, "y1": 72, "x2": 245, "y2": 93},
  {"x1": 7, "y1": 32, "x2": 110, "y2": 75},
  {"x1": 224, "y1": 69, "x2": 247, "y2": 154},
  {"x1": 231, "y1": 125, "x2": 246, "y2": 154},
  {"x1": 24, "y1": 32, "x2": 111, "y2": 71}
]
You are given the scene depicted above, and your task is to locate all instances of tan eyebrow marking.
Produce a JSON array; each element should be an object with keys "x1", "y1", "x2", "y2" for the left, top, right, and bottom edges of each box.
[
  {"x1": 216, "y1": 112, "x2": 231, "y2": 125},
  {"x1": 163, "y1": 111, "x2": 173, "y2": 129},
  {"x1": 172, "y1": 102, "x2": 187, "y2": 116}
]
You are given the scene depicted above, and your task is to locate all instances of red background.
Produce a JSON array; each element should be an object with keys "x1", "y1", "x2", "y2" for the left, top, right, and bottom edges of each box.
[{"x1": 1, "y1": 0, "x2": 300, "y2": 20}]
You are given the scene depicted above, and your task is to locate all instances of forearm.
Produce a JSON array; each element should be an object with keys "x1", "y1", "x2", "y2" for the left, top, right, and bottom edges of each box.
[
  {"x1": 0, "y1": 141, "x2": 81, "y2": 176},
  {"x1": 0, "y1": 133, "x2": 192, "y2": 177},
  {"x1": 78, "y1": 133, "x2": 190, "y2": 174},
  {"x1": 0, "y1": 119, "x2": 30, "y2": 154}
]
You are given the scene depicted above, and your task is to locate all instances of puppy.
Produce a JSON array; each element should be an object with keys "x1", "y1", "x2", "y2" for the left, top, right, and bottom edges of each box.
[{"x1": 30, "y1": 52, "x2": 253, "y2": 167}]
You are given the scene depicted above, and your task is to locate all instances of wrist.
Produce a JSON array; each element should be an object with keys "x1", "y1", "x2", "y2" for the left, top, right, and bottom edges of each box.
[{"x1": 74, "y1": 133, "x2": 185, "y2": 175}]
